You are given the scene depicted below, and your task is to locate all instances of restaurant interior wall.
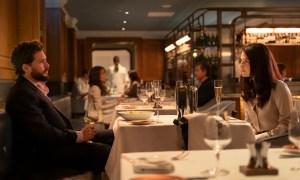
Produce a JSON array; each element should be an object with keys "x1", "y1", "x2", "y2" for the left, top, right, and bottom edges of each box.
[{"x1": 0, "y1": 0, "x2": 45, "y2": 105}]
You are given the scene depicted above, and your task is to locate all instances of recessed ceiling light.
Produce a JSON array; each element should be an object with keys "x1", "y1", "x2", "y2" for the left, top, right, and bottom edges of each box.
[
  {"x1": 122, "y1": 27, "x2": 125, "y2": 31},
  {"x1": 161, "y1": 4, "x2": 172, "y2": 8},
  {"x1": 123, "y1": 20, "x2": 127, "y2": 24},
  {"x1": 125, "y1": 11, "x2": 129, "y2": 15}
]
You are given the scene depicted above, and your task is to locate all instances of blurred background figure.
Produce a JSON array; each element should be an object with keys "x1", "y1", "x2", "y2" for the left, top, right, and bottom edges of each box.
[
  {"x1": 124, "y1": 70, "x2": 141, "y2": 98},
  {"x1": 194, "y1": 61, "x2": 215, "y2": 107},
  {"x1": 107, "y1": 56, "x2": 129, "y2": 94},
  {"x1": 87, "y1": 66, "x2": 123, "y2": 129},
  {"x1": 71, "y1": 69, "x2": 90, "y2": 118},
  {"x1": 277, "y1": 63, "x2": 288, "y2": 81}
]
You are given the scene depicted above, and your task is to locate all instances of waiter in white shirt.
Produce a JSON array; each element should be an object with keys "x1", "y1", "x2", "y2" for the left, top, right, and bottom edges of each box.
[{"x1": 107, "y1": 56, "x2": 129, "y2": 94}]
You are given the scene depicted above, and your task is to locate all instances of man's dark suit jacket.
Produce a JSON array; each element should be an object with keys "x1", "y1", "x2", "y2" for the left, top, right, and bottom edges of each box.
[
  {"x1": 197, "y1": 77, "x2": 215, "y2": 107},
  {"x1": 5, "y1": 76, "x2": 77, "y2": 165}
]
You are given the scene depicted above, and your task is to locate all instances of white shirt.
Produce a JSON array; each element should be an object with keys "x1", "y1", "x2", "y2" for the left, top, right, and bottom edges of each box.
[{"x1": 107, "y1": 64, "x2": 128, "y2": 94}]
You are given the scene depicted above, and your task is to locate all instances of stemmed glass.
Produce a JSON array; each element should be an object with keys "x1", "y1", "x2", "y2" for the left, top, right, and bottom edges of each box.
[
  {"x1": 289, "y1": 103, "x2": 300, "y2": 171},
  {"x1": 153, "y1": 80, "x2": 162, "y2": 123},
  {"x1": 83, "y1": 105, "x2": 99, "y2": 143},
  {"x1": 137, "y1": 85, "x2": 148, "y2": 105},
  {"x1": 202, "y1": 115, "x2": 232, "y2": 177},
  {"x1": 160, "y1": 89, "x2": 167, "y2": 105},
  {"x1": 145, "y1": 82, "x2": 154, "y2": 106},
  {"x1": 214, "y1": 80, "x2": 223, "y2": 116}
]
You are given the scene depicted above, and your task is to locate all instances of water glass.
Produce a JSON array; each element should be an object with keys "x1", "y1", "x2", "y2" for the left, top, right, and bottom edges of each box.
[{"x1": 202, "y1": 115, "x2": 231, "y2": 177}]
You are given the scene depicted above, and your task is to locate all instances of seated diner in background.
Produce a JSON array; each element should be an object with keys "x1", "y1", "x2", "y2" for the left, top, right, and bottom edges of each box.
[
  {"x1": 87, "y1": 66, "x2": 123, "y2": 127},
  {"x1": 5, "y1": 40, "x2": 114, "y2": 178},
  {"x1": 239, "y1": 43, "x2": 294, "y2": 141},
  {"x1": 194, "y1": 61, "x2": 215, "y2": 107},
  {"x1": 124, "y1": 70, "x2": 141, "y2": 98}
]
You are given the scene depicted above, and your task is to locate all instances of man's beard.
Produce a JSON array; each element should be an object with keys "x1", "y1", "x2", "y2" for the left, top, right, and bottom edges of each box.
[{"x1": 31, "y1": 69, "x2": 49, "y2": 82}]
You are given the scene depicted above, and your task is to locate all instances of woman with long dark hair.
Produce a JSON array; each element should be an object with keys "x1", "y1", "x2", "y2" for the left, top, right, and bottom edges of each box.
[
  {"x1": 124, "y1": 70, "x2": 141, "y2": 97},
  {"x1": 87, "y1": 66, "x2": 123, "y2": 127},
  {"x1": 239, "y1": 43, "x2": 293, "y2": 140}
]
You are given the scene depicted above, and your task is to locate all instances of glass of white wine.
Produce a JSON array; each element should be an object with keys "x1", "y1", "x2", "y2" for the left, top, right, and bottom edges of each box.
[
  {"x1": 214, "y1": 80, "x2": 223, "y2": 116},
  {"x1": 202, "y1": 115, "x2": 232, "y2": 177}
]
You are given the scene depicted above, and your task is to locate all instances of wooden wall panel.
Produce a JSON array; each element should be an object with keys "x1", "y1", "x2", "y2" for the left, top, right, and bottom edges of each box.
[
  {"x1": 140, "y1": 40, "x2": 164, "y2": 81},
  {"x1": 76, "y1": 38, "x2": 164, "y2": 82},
  {"x1": 16, "y1": 0, "x2": 40, "y2": 42},
  {"x1": 268, "y1": 45, "x2": 300, "y2": 80},
  {"x1": 0, "y1": 0, "x2": 16, "y2": 79},
  {"x1": 46, "y1": 8, "x2": 65, "y2": 81}
]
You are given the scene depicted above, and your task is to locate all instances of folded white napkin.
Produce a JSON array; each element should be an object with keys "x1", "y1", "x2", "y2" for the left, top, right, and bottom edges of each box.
[{"x1": 133, "y1": 158, "x2": 174, "y2": 174}]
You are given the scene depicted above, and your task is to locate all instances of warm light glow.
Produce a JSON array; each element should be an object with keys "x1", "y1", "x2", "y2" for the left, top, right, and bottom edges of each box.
[
  {"x1": 274, "y1": 28, "x2": 300, "y2": 33},
  {"x1": 164, "y1": 44, "x2": 175, "y2": 52},
  {"x1": 175, "y1": 35, "x2": 191, "y2": 46},
  {"x1": 123, "y1": 20, "x2": 127, "y2": 24},
  {"x1": 125, "y1": 11, "x2": 129, "y2": 15},
  {"x1": 246, "y1": 27, "x2": 300, "y2": 34},
  {"x1": 122, "y1": 27, "x2": 125, "y2": 31},
  {"x1": 246, "y1": 28, "x2": 273, "y2": 34},
  {"x1": 193, "y1": 52, "x2": 198, "y2": 57}
]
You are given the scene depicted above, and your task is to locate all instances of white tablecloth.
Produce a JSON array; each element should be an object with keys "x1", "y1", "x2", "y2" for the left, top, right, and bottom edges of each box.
[
  {"x1": 186, "y1": 113, "x2": 255, "y2": 150},
  {"x1": 105, "y1": 115, "x2": 183, "y2": 180},
  {"x1": 121, "y1": 148, "x2": 299, "y2": 180}
]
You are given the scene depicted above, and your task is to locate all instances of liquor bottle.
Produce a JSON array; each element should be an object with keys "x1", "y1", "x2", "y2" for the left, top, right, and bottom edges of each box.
[{"x1": 177, "y1": 71, "x2": 190, "y2": 116}]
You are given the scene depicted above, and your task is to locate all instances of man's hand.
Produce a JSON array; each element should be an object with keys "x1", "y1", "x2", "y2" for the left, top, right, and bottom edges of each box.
[{"x1": 81, "y1": 125, "x2": 95, "y2": 142}]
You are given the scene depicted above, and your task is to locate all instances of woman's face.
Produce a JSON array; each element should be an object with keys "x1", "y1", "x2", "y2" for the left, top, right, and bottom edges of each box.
[
  {"x1": 239, "y1": 52, "x2": 251, "y2": 77},
  {"x1": 99, "y1": 69, "x2": 106, "y2": 82}
]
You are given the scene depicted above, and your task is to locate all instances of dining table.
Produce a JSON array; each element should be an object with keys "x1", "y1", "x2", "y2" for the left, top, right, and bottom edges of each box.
[
  {"x1": 105, "y1": 115, "x2": 183, "y2": 180},
  {"x1": 120, "y1": 148, "x2": 300, "y2": 180}
]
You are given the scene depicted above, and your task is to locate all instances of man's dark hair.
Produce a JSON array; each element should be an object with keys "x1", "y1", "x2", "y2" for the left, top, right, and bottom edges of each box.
[
  {"x1": 11, "y1": 40, "x2": 43, "y2": 75},
  {"x1": 196, "y1": 61, "x2": 211, "y2": 76},
  {"x1": 113, "y1": 56, "x2": 120, "y2": 63}
]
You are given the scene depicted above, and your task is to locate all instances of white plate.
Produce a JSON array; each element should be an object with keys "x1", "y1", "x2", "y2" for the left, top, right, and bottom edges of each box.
[
  {"x1": 118, "y1": 110, "x2": 155, "y2": 120},
  {"x1": 130, "y1": 120, "x2": 154, "y2": 125}
]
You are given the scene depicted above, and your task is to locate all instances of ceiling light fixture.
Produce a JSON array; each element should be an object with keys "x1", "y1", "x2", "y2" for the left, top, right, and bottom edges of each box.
[
  {"x1": 125, "y1": 11, "x2": 129, "y2": 15},
  {"x1": 122, "y1": 27, "x2": 125, "y2": 31},
  {"x1": 164, "y1": 44, "x2": 175, "y2": 52},
  {"x1": 175, "y1": 35, "x2": 191, "y2": 46},
  {"x1": 123, "y1": 20, "x2": 127, "y2": 24},
  {"x1": 161, "y1": 4, "x2": 172, "y2": 8}
]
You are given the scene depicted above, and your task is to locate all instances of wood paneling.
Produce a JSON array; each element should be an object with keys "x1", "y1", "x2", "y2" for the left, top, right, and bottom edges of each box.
[
  {"x1": 268, "y1": 45, "x2": 300, "y2": 80},
  {"x1": 141, "y1": 40, "x2": 164, "y2": 81},
  {"x1": 77, "y1": 38, "x2": 164, "y2": 82},
  {"x1": 0, "y1": 0, "x2": 42, "y2": 80}
]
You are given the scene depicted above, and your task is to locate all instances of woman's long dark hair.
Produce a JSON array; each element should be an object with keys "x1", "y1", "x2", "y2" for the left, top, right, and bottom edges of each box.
[
  {"x1": 128, "y1": 70, "x2": 141, "y2": 84},
  {"x1": 241, "y1": 43, "x2": 282, "y2": 107},
  {"x1": 89, "y1": 66, "x2": 108, "y2": 96}
]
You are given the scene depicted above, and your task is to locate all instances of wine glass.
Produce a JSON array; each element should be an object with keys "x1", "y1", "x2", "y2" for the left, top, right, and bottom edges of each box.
[
  {"x1": 83, "y1": 106, "x2": 99, "y2": 143},
  {"x1": 160, "y1": 89, "x2": 167, "y2": 105},
  {"x1": 202, "y1": 115, "x2": 232, "y2": 177},
  {"x1": 214, "y1": 80, "x2": 223, "y2": 116},
  {"x1": 153, "y1": 80, "x2": 162, "y2": 123},
  {"x1": 289, "y1": 103, "x2": 300, "y2": 171},
  {"x1": 138, "y1": 89, "x2": 148, "y2": 105},
  {"x1": 145, "y1": 82, "x2": 154, "y2": 106}
]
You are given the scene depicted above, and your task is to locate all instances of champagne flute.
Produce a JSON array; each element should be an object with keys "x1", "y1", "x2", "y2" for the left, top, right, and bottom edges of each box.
[
  {"x1": 202, "y1": 115, "x2": 232, "y2": 177},
  {"x1": 83, "y1": 108, "x2": 98, "y2": 143},
  {"x1": 145, "y1": 82, "x2": 154, "y2": 106},
  {"x1": 214, "y1": 80, "x2": 223, "y2": 116},
  {"x1": 289, "y1": 104, "x2": 300, "y2": 171},
  {"x1": 153, "y1": 80, "x2": 162, "y2": 123}
]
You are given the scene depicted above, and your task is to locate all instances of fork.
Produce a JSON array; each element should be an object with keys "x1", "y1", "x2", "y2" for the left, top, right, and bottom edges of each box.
[{"x1": 172, "y1": 151, "x2": 189, "y2": 160}]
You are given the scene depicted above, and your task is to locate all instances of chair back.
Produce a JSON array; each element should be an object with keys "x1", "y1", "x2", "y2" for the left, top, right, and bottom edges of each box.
[{"x1": 0, "y1": 112, "x2": 12, "y2": 179}]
